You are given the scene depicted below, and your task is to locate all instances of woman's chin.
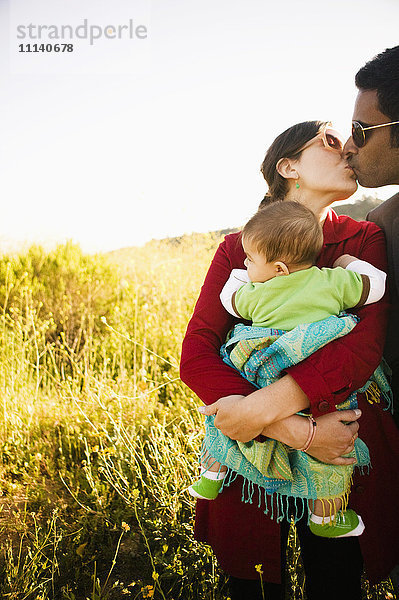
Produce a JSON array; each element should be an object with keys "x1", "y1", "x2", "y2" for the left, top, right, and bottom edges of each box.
[{"x1": 335, "y1": 182, "x2": 358, "y2": 202}]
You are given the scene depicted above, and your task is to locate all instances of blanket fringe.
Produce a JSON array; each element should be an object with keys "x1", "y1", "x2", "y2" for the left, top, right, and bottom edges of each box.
[{"x1": 210, "y1": 461, "x2": 371, "y2": 525}]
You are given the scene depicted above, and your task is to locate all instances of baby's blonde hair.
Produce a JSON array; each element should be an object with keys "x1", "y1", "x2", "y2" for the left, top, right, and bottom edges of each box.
[{"x1": 242, "y1": 201, "x2": 323, "y2": 266}]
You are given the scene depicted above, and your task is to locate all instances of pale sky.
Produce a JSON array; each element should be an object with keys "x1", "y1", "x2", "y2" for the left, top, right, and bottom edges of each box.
[{"x1": 1, "y1": 0, "x2": 398, "y2": 252}]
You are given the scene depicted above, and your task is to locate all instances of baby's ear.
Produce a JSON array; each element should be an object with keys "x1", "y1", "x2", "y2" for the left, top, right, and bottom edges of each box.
[{"x1": 274, "y1": 261, "x2": 290, "y2": 276}]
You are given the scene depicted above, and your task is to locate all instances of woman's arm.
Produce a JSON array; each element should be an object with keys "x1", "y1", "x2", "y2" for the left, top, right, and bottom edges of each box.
[
  {"x1": 181, "y1": 224, "x2": 387, "y2": 452},
  {"x1": 202, "y1": 224, "x2": 388, "y2": 438},
  {"x1": 289, "y1": 223, "x2": 388, "y2": 418},
  {"x1": 263, "y1": 410, "x2": 361, "y2": 465},
  {"x1": 202, "y1": 375, "x2": 310, "y2": 440},
  {"x1": 200, "y1": 392, "x2": 362, "y2": 463},
  {"x1": 181, "y1": 236, "x2": 316, "y2": 449},
  {"x1": 180, "y1": 234, "x2": 258, "y2": 404}
]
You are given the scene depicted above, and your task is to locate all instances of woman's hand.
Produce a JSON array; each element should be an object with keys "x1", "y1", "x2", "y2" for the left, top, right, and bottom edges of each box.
[
  {"x1": 199, "y1": 375, "x2": 309, "y2": 442},
  {"x1": 306, "y1": 409, "x2": 361, "y2": 465},
  {"x1": 200, "y1": 395, "x2": 362, "y2": 463},
  {"x1": 199, "y1": 394, "x2": 261, "y2": 442}
]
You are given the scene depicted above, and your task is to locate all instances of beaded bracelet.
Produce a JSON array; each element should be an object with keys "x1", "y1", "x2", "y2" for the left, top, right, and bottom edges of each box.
[{"x1": 298, "y1": 415, "x2": 317, "y2": 452}]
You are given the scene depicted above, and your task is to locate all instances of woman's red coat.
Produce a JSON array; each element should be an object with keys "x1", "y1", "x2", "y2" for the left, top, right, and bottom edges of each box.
[{"x1": 180, "y1": 210, "x2": 399, "y2": 584}]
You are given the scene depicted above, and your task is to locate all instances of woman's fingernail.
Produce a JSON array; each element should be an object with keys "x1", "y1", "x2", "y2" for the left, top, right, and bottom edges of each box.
[
  {"x1": 197, "y1": 406, "x2": 206, "y2": 414},
  {"x1": 354, "y1": 409, "x2": 362, "y2": 417}
]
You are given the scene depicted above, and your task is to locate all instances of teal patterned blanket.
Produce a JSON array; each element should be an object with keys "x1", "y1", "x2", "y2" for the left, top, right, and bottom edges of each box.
[{"x1": 201, "y1": 313, "x2": 391, "y2": 520}]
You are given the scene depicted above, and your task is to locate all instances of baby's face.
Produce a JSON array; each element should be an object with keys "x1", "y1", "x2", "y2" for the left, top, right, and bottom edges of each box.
[{"x1": 242, "y1": 238, "x2": 282, "y2": 283}]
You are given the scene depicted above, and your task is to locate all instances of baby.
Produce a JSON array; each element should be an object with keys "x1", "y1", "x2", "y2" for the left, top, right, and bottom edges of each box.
[{"x1": 188, "y1": 201, "x2": 386, "y2": 538}]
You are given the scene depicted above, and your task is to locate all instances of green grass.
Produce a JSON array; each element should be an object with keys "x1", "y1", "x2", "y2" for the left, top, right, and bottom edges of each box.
[{"x1": 0, "y1": 239, "x2": 395, "y2": 599}]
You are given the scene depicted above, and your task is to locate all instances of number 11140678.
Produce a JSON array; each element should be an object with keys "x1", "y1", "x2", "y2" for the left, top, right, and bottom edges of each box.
[{"x1": 18, "y1": 43, "x2": 74, "y2": 52}]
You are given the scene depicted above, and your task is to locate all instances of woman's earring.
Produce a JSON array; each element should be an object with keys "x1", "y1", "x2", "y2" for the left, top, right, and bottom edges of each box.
[{"x1": 295, "y1": 181, "x2": 300, "y2": 189}]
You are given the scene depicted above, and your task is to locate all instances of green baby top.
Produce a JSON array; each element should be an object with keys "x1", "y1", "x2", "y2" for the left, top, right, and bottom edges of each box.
[{"x1": 233, "y1": 266, "x2": 368, "y2": 330}]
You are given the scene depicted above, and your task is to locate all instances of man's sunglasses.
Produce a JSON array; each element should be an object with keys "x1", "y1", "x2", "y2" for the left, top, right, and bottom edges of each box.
[{"x1": 352, "y1": 120, "x2": 399, "y2": 148}]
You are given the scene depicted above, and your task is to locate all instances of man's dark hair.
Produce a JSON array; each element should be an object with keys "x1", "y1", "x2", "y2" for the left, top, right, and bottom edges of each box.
[{"x1": 355, "y1": 46, "x2": 399, "y2": 147}]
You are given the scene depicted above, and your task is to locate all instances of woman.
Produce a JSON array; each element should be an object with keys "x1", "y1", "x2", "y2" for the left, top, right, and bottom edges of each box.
[{"x1": 180, "y1": 121, "x2": 399, "y2": 600}]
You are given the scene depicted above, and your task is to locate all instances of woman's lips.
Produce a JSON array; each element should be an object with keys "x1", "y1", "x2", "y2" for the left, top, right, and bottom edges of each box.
[{"x1": 345, "y1": 165, "x2": 357, "y2": 178}]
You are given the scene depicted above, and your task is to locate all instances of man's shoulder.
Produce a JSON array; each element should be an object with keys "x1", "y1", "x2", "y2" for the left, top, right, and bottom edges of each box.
[{"x1": 368, "y1": 192, "x2": 399, "y2": 224}]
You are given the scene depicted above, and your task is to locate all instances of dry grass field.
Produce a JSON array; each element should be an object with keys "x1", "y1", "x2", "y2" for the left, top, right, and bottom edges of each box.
[{"x1": 0, "y1": 229, "x2": 395, "y2": 599}]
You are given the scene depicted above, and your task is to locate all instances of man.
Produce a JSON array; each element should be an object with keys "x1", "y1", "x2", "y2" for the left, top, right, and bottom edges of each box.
[
  {"x1": 344, "y1": 45, "x2": 399, "y2": 426},
  {"x1": 344, "y1": 45, "x2": 399, "y2": 593}
]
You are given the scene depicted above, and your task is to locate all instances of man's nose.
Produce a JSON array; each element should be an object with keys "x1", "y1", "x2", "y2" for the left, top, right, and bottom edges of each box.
[{"x1": 343, "y1": 135, "x2": 358, "y2": 159}]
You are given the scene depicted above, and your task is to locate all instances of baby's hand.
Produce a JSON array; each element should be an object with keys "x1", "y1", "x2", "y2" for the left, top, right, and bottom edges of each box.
[{"x1": 333, "y1": 254, "x2": 358, "y2": 269}]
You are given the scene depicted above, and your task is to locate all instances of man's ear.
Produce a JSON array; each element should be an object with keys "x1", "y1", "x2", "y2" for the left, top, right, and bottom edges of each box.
[
  {"x1": 276, "y1": 157, "x2": 298, "y2": 181},
  {"x1": 274, "y1": 261, "x2": 290, "y2": 276}
]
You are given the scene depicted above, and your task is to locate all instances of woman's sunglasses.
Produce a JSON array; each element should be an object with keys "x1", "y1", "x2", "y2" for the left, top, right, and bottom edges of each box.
[
  {"x1": 352, "y1": 120, "x2": 399, "y2": 148},
  {"x1": 297, "y1": 127, "x2": 345, "y2": 154}
]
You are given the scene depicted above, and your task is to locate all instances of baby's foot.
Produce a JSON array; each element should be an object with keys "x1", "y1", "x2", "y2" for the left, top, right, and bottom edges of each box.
[
  {"x1": 309, "y1": 509, "x2": 365, "y2": 538},
  {"x1": 187, "y1": 471, "x2": 226, "y2": 500}
]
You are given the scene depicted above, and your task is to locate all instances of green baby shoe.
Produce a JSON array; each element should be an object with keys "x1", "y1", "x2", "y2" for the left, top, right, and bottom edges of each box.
[
  {"x1": 309, "y1": 509, "x2": 365, "y2": 538},
  {"x1": 188, "y1": 475, "x2": 223, "y2": 500}
]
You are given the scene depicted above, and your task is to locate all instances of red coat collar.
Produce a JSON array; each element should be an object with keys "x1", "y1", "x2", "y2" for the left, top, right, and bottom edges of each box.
[{"x1": 322, "y1": 208, "x2": 363, "y2": 245}]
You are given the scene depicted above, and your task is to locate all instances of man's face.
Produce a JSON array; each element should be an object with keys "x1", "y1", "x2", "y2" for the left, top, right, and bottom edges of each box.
[{"x1": 343, "y1": 89, "x2": 399, "y2": 187}]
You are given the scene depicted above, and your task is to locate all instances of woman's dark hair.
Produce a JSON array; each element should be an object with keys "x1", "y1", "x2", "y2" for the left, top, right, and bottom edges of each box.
[
  {"x1": 259, "y1": 121, "x2": 329, "y2": 208},
  {"x1": 355, "y1": 46, "x2": 399, "y2": 147}
]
